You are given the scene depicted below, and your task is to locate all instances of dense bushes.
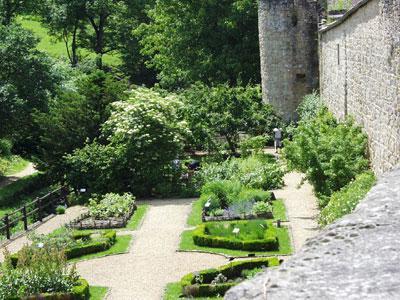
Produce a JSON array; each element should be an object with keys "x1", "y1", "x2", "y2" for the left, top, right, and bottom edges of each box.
[
  {"x1": 65, "y1": 87, "x2": 188, "y2": 196},
  {"x1": 319, "y1": 172, "x2": 376, "y2": 226},
  {"x1": 0, "y1": 245, "x2": 84, "y2": 299},
  {"x1": 192, "y1": 220, "x2": 278, "y2": 251},
  {"x1": 179, "y1": 83, "x2": 281, "y2": 152},
  {"x1": 283, "y1": 109, "x2": 369, "y2": 198}
]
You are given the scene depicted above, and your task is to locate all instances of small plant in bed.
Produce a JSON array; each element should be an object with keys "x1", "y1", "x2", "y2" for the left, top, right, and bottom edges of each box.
[
  {"x1": 193, "y1": 220, "x2": 278, "y2": 251},
  {"x1": 0, "y1": 246, "x2": 89, "y2": 299},
  {"x1": 88, "y1": 193, "x2": 135, "y2": 219},
  {"x1": 177, "y1": 258, "x2": 279, "y2": 298}
]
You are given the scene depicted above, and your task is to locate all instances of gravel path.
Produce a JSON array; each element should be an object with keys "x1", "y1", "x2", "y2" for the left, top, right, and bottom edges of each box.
[
  {"x1": 274, "y1": 172, "x2": 319, "y2": 252},
  {"x1": 0, "y1": 205, "x2": 86, "y2": 261},
  {"x1": 0, "y1": 162, "x2": 37, "y2": 188},
  {"x1": 76, "y1": 199, "x2": 228, "y2": 300}
]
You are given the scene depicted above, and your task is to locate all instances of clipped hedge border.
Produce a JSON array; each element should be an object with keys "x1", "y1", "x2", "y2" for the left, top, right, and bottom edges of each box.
[
  {"x1": 192, "y1": 222, "x2": 279, "y2": 251},
  {"x1": 11, "y1": 230, "x2": 117, "y2": 266},
  {"x1": 181, "y1": 257, "x2": 280, "y2": 297},
  {"x1": 21, "y1": 278, "x2": 90, "y2": 300}
]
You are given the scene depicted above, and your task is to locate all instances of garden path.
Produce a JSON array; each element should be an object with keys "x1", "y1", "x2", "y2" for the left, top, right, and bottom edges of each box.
[
  {"x1": 273, "y1": 171, "x2": 319, "y2": 252},
  {"x1": 0, "y1": 162, "x2": 37, "y2": 188},
  {"x1": 76, "y1": 198, "x2": 228, "y2": 300},
  {"x1": 0, "y1": 205, "x2": 86, "y2": 261}
]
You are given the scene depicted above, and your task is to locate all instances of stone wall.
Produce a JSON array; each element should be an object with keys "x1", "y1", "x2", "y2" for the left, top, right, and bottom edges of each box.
[
  {"x1": 258, "y1": 0, "x2": 319, "y2": 121},
  {"x1": 319, "y1": 0, "x2": 400, "y2": 174},
  {"x1": 225, "y1": 167, "x2": 400, "y2": 300}
]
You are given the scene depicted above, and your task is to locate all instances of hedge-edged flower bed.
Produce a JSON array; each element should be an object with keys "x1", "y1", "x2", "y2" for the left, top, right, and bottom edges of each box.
[
  {"x1": 180, "y1": 257, "x2": 280, "y2": 298},
  {"x1": 0, "y1": 245, "x2": 90, "y2": 299},
  {"x1": 192, "y1": 220, "x2": 279, "y2": 251},
  {"x1": 11, "y1": 230, "x2": 117, "y2": 266}
]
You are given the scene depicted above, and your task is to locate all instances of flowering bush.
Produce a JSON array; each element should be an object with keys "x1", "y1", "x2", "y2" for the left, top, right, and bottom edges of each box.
[
  {"x1": 65, "y1": 87, "x2": 189, "y2": 196},
  {"x1": 0, "y1": 246, "x2": 79, "y2": 299},
  {"x1": 87, "y1": 193, "x2": 135, "y2": 219}
]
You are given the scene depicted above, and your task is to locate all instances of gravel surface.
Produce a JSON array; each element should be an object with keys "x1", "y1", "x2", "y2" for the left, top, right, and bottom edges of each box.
[
  {"x1": 273, "y1": 172, "x2": 319, "y2": 252},
  {"x1": 76, "y1": 199, "x2": 228, "y2": 300},
  {"x1": 0, "y1": 205, "x2": 86, "y2": 261}
]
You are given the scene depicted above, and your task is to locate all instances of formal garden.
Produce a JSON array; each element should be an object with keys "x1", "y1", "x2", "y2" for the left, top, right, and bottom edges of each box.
[{"x1": 0, "y1": 1, "x2": 377, "y2": 299}]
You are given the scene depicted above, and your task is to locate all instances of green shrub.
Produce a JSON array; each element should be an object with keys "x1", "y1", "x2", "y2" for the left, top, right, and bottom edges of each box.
[
  {"x1": 0, "y1": 139, "x2": 12, "y2": 156},
  {"x1": 296, "y1": 91, "x2": 324, "y2": 122},
  {"x1": 56, "y1": 205, "x2": 66, "y2": 215},
  {"x1": 200, "y1": 180, "x2": 242, "y2": 210},
  {"x1": 319, "y1": 172, "x2": 376, "y2": 226},
  {"x1": 252, "y1": 201, "x2": 272, "y2": 215},
  {"x1": 237, "y1": 189, "x2": 272, "y2": 203},
  {"x1": 180, "y1": 257, "x2": 279, "y2": 297},
  {"x1": 283, "y1": 109, "x2": 369, "y2": 199},
  {"x1": 239, "y1": 136, "x2": 268, "y2": 157},
  {"x1": 87, "y1": 193, "x2": 135, "y2": 219},
  {"x1": 0, "y1": 246, "x2": 81, "y2": 299},
  {"x1": 193, "y1": 220, "x2": 278, "y2": 251},
  {"x1": 65, "y1": 87, "x2": 189, "y2": 197}
]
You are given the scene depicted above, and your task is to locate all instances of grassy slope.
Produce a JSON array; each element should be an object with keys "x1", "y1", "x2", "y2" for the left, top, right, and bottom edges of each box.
[
  {"x1": 3, "y1": 156, "x2": 29, "y2": 176},
  {"x1": 17, "y1": 16, "x2": 121, "y2": 66},
  {"x1": 89, "y1": 286, "x2": 108, "y2": 300}
]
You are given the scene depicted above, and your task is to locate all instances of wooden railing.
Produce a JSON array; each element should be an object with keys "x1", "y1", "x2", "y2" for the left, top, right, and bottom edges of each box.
[{"x1": 0, "y1": 186, "x2": 68, "y2": 240}]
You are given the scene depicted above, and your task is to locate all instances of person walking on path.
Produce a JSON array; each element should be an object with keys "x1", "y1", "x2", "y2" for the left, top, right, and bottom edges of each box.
[{"x1": 273, "y1": 127, "x2": 283, "y2": 153}]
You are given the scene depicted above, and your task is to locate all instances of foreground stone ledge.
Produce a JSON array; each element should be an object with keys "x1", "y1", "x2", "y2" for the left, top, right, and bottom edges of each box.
[{"x1": 225, "y1": 167, "x2": 400, "y2": 300}]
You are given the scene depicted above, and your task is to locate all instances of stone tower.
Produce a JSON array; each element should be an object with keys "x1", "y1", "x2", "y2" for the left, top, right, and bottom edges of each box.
[{"x1": 259, "y1": 0, "x2": 319, "y2": 121}]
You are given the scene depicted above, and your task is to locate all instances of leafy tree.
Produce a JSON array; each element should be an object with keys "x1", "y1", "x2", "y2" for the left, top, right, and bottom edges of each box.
[
  {"x1": 137, "y1": 0, "x2": 260, "y2": 88},
  {"x1": 0, "y1": 24, "x2": 58, "y2": 151},
  {"x1": 65, "y1": 87, "x2": 189, "y2": 196},
  {"x1": 33, "y1": 70, "x2": 128, "y2": 174},
  {"x1": 180, "y1": 83, "x2": 281, "y2": 153},
  {"x1": 0, "y1": 0, "x2": 34, "y2": 25}
]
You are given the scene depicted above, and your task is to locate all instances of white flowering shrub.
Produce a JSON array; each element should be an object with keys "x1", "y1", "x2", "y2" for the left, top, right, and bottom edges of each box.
[{"x1": 65, "y1": 87, "x2": 189, "y2": 196}]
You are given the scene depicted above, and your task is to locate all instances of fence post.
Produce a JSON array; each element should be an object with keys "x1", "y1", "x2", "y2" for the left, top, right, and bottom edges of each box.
[
  {"x1": 37, "y1": 197, "x2": 43, "y2": 222},
  {"x1": 4, "y1": 214, "x2": 10, "y2": 240},
  {"x1": 23, "y1": 205, "x2": 28, "y2": 231}
]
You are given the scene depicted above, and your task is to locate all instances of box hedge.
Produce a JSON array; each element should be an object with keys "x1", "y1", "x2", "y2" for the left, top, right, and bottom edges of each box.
[
  {"x1": 192, "y1": 223, "x2": 278, "y2": 251},
  {"x1": 181, "y1": 257, "x2": 279, "y2": 297},
  {"x1": 11, "y1": 230, "x2": 117, "y2": 266}
]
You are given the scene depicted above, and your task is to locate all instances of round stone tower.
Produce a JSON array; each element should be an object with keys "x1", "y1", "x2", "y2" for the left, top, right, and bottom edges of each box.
[{"x1": 259, "y1": 0, "x2": 319, "y2": 121}]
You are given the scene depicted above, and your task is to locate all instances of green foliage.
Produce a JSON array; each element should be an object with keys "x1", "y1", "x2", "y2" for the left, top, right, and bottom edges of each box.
[
  {"x1": 200, "y1": 180, "x2": 242, "y2": 210},
  {"x1": 252, "y1": 201, "x2": 272, "y2": 215},
  {"x1": 319, "y1": 172, "x2": 376, "y2": 226},
  {"x1": 87, "y1": 193, "x2": 135, "y2": 219},
  {"x1": 179, "y1": 83, "x2": 281, "y2": 152},
  {"x1": 239, "y1": 135, "x2": 268, "y2": 157},
  {"x1": 296, "y1": 91, "x2": 324, "y2": 122},
  {"x1": 283, "y1": 109, "x2": 369, "y2": 198},
  {"x1": 33, "y1": 70, "x2": 128, "y2": 175},
  {"x1": 0, "y1": 139, "x2": 12, "y2": 156},
  {"x1": 0, "y1": 246, "x2": 80, "y2": 299},
  {"x1": 137, "y1": 0, "x2": 260, "y2": 88},
  {"x1": 197, "y1": 155, "x2": 284, "y2": 191},
  {"x1": 56, "y1": 205, "x2": 66, "y2": 215},
  {"x1": 89, "y1": 286, "x2": 108, "y2": 300},
  {"x1": 65, "y1": 87, "x2": 188, "y2": 196},
  {"x1": 192, "y1": 220, "x2": 278, "y2": 251},
  {"x1": 241, "y1": 267, "x2": 264, "y2": 279},
  {"x1": 126, "y1": 204, "x2": 149, "y2": 230},
  {"x1": 0, "y1": 0, "x2": 34, "y2": 25}
]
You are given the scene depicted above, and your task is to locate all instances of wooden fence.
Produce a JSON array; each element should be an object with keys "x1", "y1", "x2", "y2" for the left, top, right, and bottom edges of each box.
[{"x1": 0, "y1": 186, "x2": 68, "y2": 240}]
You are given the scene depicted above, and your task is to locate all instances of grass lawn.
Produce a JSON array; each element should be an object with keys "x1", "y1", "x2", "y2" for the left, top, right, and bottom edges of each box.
[
  {"x1": 179, "y1": 226, "x2": 291, "y2": 257},
  {"x1": 17, "y1": 16, "x2": 121, "y2": 66},
  {"x1": 3, "y1": 156, "x2": 30, "y2": 176},
  {"x1": 164, "y1": 282, "x2": 222, "y2": 300},
  {"x1": 187, "y1": 198, "x2": 203, "y2": 227},
  {"x1": 69, "y1": 235, "x2": 132, "y2": 262},
  {"x1": 89, "y1": 286, "x2": 108, "y2": 300},
  {"x1": 272, "y1": 199, "x2": 288, "y2": 221},
  {"x1": 125, "y1": 204, "x2": 149, "y2": 230}
]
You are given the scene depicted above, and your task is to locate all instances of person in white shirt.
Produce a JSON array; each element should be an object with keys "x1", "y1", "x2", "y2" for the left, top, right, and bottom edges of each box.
[{"x1": 273, "y1": 128, "x2": 283, "y2": 153}]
